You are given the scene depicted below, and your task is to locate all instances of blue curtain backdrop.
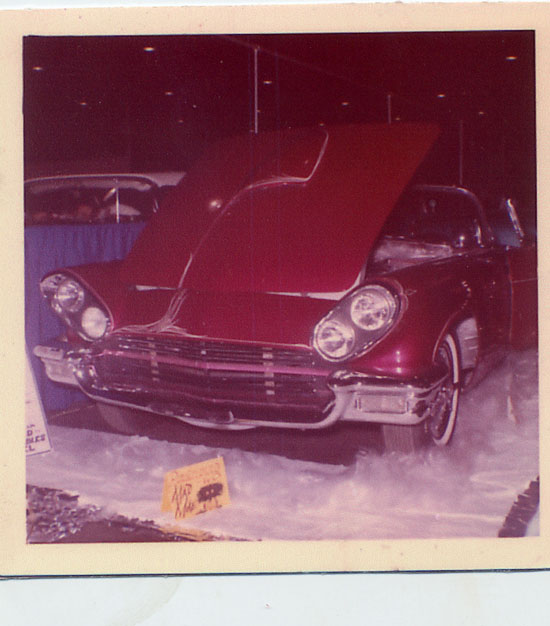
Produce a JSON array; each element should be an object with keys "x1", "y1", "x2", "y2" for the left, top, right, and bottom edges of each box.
[{"x1": 25, "y1": 223, "x2": 146, "y2": 412}]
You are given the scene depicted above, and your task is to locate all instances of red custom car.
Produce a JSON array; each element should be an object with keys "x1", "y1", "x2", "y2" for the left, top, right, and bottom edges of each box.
[{"x1": 34, "y1": 123, "x2": 538, "y2": 452}]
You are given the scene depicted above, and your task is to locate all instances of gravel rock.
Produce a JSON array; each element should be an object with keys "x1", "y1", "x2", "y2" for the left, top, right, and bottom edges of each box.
[{"x1": 26, "y1": 484, "x2": 225, "y2": 543}]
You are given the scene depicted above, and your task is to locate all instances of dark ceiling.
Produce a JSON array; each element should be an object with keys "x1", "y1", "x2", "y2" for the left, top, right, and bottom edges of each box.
[{"x1": 23, "y1": 31, "x2": 536, "y2": 212}]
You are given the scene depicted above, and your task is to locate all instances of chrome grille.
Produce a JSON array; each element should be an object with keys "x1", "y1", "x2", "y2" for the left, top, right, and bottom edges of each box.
[
  {"x1": 106, "y1": 334, "x2": 318, "y2": 367},
  {"x1": 85, "y1": 333, "x2": 333, "y2": 418}
]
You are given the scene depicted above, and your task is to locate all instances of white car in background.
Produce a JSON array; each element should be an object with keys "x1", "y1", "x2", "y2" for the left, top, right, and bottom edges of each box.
[{"x1": 25, "y1": 172, "x2": 184, "y2": 225}]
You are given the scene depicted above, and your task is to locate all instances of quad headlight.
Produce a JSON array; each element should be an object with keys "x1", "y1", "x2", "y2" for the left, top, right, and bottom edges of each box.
[
  {"x1": 313, "y1": 284, "x2": 400, "y2": 362},
  {"x1": 40, "y1": 272, "x2": 111, "y2": 341},
  {"x1": 81, "y1": 306, "x2": 110, "y2": 339},
  {"x1": 55, "y1": 278, "x2": 85, "y2": 313},
  {"x1": 349, "y1": 285, "x2": 397, "y2": 331},
  {"x1": 314, "y1": 319, "x2": 355, "y2": 360}
]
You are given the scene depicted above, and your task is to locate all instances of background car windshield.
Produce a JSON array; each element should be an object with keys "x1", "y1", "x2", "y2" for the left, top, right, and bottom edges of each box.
[{"x1": 25, "y1": 178, "x2": 158, "y2": 225}]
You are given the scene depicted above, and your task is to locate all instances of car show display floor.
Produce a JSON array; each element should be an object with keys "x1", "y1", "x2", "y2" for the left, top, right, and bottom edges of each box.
[{"x1": 26, "y1": 350, "x2": 538, "y2": 542}]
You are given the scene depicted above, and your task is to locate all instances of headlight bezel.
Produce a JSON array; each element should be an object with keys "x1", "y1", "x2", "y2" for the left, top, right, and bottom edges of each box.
[
  {"x1": 40, "y1": 272, "x2": 112, "y2": 341},
  {"x1": 313, "y1": 282, "x2": 401, "y2": 362}
]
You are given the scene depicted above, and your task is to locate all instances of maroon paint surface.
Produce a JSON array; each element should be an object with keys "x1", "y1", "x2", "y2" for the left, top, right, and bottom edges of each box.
[{"x1": 50, "y1": 123, "x2": 537, "y2": 383}]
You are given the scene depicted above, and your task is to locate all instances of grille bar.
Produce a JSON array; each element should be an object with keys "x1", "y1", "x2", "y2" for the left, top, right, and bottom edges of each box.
[
  {"x1": 100, "y1": 347, "x2": 326, "y2": 377},
  {"x1": 107, "y1": 334, "x2": 319, "y2": 367}
]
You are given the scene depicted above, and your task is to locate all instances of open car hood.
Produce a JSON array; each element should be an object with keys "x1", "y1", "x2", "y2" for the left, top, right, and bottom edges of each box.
[{"x1": 120, "y1": 123, "x2": 439, "y2": 295}]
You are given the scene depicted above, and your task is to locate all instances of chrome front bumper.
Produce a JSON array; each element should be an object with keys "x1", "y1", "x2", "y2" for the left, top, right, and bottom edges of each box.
[{"x1": 34, "y1": 342, "x2": 445, "y2": 430}]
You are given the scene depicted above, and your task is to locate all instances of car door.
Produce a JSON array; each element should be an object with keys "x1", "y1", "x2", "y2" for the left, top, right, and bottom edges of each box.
[
  {"x1": 507, "y1": 242, "x2": 537, "y2": 348},
  {"x1": 485, "y1": 197, "x2": 538, "y2": 350}
]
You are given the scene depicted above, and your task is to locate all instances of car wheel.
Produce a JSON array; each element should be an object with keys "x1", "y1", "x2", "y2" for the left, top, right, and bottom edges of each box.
[
  {"x1": 382, "y1": 333, "x2": 460, "y2": 453},
  {"x1": 97, "y1": 403, "x2": 145, "y2": 435},
  {"x1": 426, "y1": 332, "x2": 460, "y2": 446}
]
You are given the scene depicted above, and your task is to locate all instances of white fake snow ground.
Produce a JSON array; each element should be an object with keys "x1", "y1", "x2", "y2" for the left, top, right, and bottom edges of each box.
[{"x1": 27, "y1": 350, "x2": 539, "y2": 540}]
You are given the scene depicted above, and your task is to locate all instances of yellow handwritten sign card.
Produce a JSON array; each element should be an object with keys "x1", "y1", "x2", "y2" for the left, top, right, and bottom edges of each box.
[{"x1": 161, "y1": 457, "x2": 230, "y2": 520}]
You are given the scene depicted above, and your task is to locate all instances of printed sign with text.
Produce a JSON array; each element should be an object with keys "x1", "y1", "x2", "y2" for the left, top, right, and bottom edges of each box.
[{"x1": 25, "y1": 355, "x2": 52, "y2": 456}]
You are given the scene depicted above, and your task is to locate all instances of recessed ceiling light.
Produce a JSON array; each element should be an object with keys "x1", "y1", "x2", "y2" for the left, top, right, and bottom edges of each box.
[
  {"x1": 478, "y1": 110, "x2": 486, "y2": 116},
  {"x1": 32, "y1": 65, "x2": 44, "y2": 72},
  {"x1": 263, "y1": 79, "x2": 273, "y2": 85},
  {"x1": 506, "y1": 55, "x2": 518, "y2": 61},
  {"x1": 164, "y1": 91, "x2": 174, "y2": 96},
  {"x1": 143, "y1": 46, "x2": 155, "y2": 53},
  {"x1": 341, "y1": 101, "x2": 350, "y2": 107},
  {"x1": 436, "y1": 93, "x2": 446, "y2": 99},
  {"x1": 79, "y1": 101, "x2": 88, "y2": 107}
]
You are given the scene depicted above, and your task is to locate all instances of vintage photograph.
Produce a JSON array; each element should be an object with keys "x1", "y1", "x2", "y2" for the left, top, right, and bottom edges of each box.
[{"x1": 23, "y1": 29, "x2": 538, "y2": 547}]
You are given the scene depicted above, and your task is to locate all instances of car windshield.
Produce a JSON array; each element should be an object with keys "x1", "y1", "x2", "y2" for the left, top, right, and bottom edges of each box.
[
  {"x1": 381, "y1": 186, "x2": 485, "y2": 249},
  {"x1": 25, "y1": 177, "x2": 158, "y2": 225}
]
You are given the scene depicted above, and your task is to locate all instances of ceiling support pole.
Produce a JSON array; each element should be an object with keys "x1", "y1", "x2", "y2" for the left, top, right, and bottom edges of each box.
[
  {"x1": 254, "y1": 47, "x2": 259, "y2": 134},
  {"x1": 458, "y1": 119, "x2": 464, "y2": 185}
]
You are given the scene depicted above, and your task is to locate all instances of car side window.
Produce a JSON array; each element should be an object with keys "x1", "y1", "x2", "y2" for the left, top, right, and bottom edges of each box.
[
  {"x1": 382, "y1": 188, "x2": 484, "y2": 249},
  {"x1": 485, "y1": 198, "x2": 534, "y2": 248}
]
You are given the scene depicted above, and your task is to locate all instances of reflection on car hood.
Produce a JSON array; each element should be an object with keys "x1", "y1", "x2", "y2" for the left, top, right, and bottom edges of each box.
[{"x1": 120, "y1": 123, "x2": 439, "y2": 294}]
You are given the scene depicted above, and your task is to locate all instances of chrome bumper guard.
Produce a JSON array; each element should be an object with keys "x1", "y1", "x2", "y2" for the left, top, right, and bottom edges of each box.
[
  {"x1": 34, "y1": 342, "x2": 446, "y2": 430},
  {"x1": 33, "y1": 344, "x2": 82, "y2": 386}
]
